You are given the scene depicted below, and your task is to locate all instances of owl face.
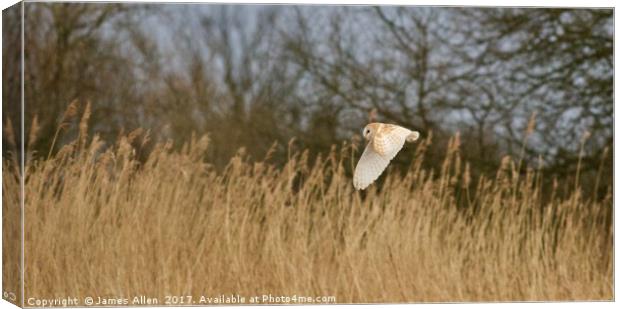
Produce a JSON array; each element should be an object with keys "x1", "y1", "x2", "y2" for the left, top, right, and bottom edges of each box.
[
  {"x1": 362, "y1": 126, "x2": 372, "y2": 140},
  {"x1": 362, "y1": 123, "x2": 380, "y2": 140}
]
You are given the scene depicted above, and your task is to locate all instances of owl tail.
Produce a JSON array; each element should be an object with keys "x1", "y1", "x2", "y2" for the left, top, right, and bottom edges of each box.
[{"x1": 406, "y1": 131, "x2": 420, "y2": 142}]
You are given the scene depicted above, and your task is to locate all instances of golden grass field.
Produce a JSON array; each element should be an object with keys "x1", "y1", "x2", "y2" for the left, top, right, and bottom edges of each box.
[{"x1": 2, "y1": 108, "x2": 613, "y2": 304}]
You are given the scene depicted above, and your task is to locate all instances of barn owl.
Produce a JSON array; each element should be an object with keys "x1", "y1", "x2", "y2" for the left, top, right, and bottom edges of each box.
[{"x1": 353, "y1": 123, "x2": 420, "y2": 190}]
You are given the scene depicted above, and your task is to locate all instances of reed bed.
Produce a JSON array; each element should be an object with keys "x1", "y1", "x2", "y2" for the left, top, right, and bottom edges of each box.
[{"x1": 3, "y1": 108, "x2": 613, "y2": 304}]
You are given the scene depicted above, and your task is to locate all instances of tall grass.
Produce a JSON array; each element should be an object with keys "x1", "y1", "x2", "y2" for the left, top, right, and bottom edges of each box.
[{"x1": 3, "y1": 105, "x2": 613, "y2": 303}]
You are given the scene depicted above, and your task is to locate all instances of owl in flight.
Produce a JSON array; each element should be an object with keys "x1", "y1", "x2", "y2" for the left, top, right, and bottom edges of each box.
[{"x1": 353, "y1": 123, "x2": 420, "y2": 190}]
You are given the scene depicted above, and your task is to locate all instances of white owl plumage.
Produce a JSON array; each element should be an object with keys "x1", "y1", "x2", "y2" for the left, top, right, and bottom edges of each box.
[{"x1": 353, "y1": 123, "x2": 420, "y2": 190}]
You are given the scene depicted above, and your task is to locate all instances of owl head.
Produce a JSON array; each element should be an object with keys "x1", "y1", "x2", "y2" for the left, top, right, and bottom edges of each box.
[{"x1": 362, "y1": 123, "x2": 381, "y2": 140}]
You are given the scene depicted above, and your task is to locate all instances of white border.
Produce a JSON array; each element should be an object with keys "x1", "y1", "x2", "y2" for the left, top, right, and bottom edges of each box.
[{"x1": 0, "y1": 1, "x2": 617, "y2": 309}]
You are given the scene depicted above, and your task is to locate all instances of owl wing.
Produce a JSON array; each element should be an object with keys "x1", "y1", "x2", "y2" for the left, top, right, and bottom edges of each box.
[
  {"x1": 353, "y1": 125, "x2": 410, "y2": 190},
  {"x1": 353, "y1": 143, "x2": 391, "y2": 190}
]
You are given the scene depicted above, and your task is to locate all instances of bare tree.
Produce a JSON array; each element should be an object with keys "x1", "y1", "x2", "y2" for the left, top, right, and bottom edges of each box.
[
  {"x1": 159, "y1": 5, "x2": 306, "y2": 166},
  {"x1": 455, "y1": 8, "x2": 612, "y2": 194},
  {"x1": 20, "y1": 2, "x2": 157, "y2": 155}
]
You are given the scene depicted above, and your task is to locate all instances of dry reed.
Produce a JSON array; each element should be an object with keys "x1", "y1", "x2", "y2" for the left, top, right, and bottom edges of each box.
[{"x1": 3, "y1": 105, "x2": 613, "y2": 304}]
